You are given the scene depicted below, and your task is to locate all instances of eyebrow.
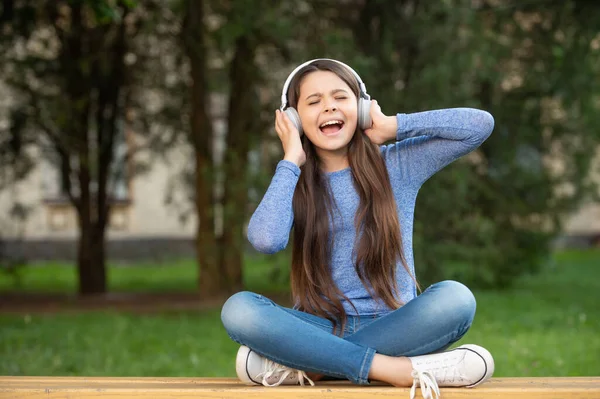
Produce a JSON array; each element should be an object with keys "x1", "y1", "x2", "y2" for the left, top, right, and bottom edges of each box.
[{"x1": 305, "y1": 89, "x2": 349, "y2": 101}]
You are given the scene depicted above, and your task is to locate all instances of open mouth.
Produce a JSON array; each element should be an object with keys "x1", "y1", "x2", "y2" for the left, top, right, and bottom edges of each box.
[{"x1": 319, "y1": 120, "x2": 344, "y2": 136}]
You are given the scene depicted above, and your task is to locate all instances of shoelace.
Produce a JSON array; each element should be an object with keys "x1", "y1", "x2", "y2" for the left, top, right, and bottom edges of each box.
[
  {"x1": 410, "y1": 369, "x2": 441, "y2": 399},
  {"x1": 256, "y1": 358, "x2": 315, "y2": 387}
]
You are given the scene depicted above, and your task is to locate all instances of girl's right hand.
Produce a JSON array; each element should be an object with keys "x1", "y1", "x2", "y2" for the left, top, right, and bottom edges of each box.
[{"x1": 275, "y1": 110, "x2": 306, "y2": 167}]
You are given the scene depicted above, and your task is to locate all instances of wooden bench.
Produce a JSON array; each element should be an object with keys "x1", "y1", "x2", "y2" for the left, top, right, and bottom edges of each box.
[{"x1": 1, "y1": 376, "x2": 599, "y2": 398}]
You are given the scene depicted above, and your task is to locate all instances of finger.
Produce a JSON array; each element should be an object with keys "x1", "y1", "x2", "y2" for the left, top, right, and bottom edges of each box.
[
  {"x1": 370, "y1": 100, "x2": 385, "y2": 125},
  {"x1": 371, "y1": 99, "x2": 382, "y2": 115},
  {"x1": 277, "y1": 110, "x2": 291, "y2": 132},
  {"x1": 281, "y1": 110, "x2": 300, "y2": 135},
  {"x1": 275, "y1": 110, "x2": 284, "y2": 136},
  {"x1": 280, "y1": 111, "x2": 293, "y2": 130}
]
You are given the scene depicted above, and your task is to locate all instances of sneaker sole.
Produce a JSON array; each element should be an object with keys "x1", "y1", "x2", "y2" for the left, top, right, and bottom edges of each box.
[
  {"x1": 457, "y1": 344, "x2": 495, "y2": 388},
  {"x1": 235, "y1": 346, "x2": 260, "y2": 385}
]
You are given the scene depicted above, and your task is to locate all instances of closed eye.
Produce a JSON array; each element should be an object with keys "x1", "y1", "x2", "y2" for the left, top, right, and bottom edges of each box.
[{"x1": 308, "y1": 97, "x2": 347, "y2": 105}]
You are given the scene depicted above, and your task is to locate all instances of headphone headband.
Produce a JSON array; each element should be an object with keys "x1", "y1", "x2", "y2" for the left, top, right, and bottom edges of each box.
[{"x1": 279, "y1": 59, "x2": 370, "y2": 110}]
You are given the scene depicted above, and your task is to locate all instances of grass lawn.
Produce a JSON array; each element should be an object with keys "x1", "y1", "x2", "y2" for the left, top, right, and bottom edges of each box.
[
  {"x1": 0, "y1": 249, "x2": 598, "y2": 377},
  {"x1": 0, "y1": 252, "x2": 291, "y2": 294}
]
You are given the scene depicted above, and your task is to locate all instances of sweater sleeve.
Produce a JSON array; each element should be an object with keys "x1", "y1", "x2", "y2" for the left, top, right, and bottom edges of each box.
[
  {"x1": 380, "y1": 108, "x2": 494, "y2": 187},
  {"x1": 247, "y1": 160, "x2": 300, "y2": 254}
]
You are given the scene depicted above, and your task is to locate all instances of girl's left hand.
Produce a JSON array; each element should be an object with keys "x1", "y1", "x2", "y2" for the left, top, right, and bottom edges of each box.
[{"x1": 363, "y1": 100, "x2": 398, "y2": 145}]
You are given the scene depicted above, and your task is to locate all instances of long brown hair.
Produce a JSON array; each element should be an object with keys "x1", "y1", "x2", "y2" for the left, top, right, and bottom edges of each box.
[{"x1": 289, "y1": 60, "x2": 415, "y2": 334}]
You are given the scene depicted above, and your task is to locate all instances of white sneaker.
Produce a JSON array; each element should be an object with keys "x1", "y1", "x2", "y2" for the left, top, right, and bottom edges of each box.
[
  {"x1": 235, "y1": 345, "x2": 315, "y2": 387},
  {"x1": 408, "y1": 344, "x2": 494, "y2": 399}
]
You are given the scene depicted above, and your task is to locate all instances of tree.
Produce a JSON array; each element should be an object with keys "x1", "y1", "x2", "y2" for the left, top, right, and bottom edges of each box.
[
  {"x1": 181, "y1": 0, "x2": 225, "y2": 297},
  {"x1": 181, "y1": 0, "x2": 303, "y2": 297},
  {"x1": 0, "y1": 0, "x2": 154, "y2": 294}
]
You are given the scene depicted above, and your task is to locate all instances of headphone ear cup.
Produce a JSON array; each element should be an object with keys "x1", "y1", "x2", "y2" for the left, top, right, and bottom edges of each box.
[
  {"x1": 358, "y1": 98, "x2": 372, "y2": 130},
  {"x1": 284, "y1": 108, "x2": 303, "y2": 136}
]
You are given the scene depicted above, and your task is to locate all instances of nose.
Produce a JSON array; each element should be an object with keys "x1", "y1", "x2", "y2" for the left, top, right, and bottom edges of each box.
[{"x1": 324, "y1": 103, "x2": 337, "y2": 113}]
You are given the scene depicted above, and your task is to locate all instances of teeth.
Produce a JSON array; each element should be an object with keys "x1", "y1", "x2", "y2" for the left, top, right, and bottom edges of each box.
[{"x1": 320, "y1": 120, "x2": 343, "y2": 128}]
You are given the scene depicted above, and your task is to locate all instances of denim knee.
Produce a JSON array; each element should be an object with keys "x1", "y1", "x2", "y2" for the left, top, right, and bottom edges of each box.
[
  {"x1": 221, "y1": 291, "x2": 265, "y2": 342},
  {"x1": 430, "y1": 280, "x2": 476, "y2": 325}
]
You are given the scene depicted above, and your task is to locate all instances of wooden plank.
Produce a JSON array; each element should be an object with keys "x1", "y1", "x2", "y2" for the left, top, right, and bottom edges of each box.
[
  {"x1": 0, "y1": 376, "x2": 236, "y2": 387},
  {"x1": 0, "y1": 377, "x2": 599, "y2": 399}
]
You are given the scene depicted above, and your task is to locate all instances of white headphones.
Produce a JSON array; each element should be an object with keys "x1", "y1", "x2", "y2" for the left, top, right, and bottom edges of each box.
[{"x1": 279, "y1": 59, "x2": 372, "y2": 135}]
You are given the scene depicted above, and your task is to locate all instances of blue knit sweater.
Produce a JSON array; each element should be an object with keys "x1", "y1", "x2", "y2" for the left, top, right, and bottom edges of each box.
[{"x1": 247, "y1": 108, "x2": 494, "y2": 315}]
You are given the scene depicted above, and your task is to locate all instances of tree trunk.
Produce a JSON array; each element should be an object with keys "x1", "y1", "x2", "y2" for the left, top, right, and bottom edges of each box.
[
  {"x1": 220, "y1": 36, "x2": 258, "y2": 292},
  {"x1": 183, "y1": 0, "x2": 225, "y2": 299},
  {"x1": 57, "y1": 2, "x2": 107, "y2": 296},
  {"x1": 79, "y1": 3, "x2": 128, "y2": 297},
  {"x1": 76, "y1": 161, "x2": 107, "y2": 294},
  {"x1": 77, "y1": 220, "x2": 107, "y2": 295}
]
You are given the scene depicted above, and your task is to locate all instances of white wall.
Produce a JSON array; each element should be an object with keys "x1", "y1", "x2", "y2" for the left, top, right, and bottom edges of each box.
[{"x1": 0, "y1": 141, "x2": 197, "y2": 240}]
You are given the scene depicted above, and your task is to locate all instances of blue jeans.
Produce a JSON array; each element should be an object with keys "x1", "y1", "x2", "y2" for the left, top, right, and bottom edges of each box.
[{"x1": 221, "y1": 280, "x2": 475, "y2": 385}]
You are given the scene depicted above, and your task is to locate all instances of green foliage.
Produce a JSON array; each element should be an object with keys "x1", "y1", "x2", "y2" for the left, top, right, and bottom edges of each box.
[
  {"x1": 0, "y1": 250, "x2": 598, "y2": 377},
  {"x1": 84, "y1": 0, "x2": 137, "y2": 24}
]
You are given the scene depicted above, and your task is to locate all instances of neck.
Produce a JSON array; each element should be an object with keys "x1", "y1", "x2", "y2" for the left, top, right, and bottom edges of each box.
[{"x1": 316, "y1": 147, "x2": 349, "y2": 173}]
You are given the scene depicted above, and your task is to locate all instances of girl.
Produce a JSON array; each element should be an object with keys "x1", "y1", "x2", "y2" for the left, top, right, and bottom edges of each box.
[{"x1": 221, "y1": 59, "x2": 495, "y2": 399}]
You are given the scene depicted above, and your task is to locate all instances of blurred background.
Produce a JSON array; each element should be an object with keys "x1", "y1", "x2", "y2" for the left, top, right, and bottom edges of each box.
[{"x1": 0, "y1": 0, "x2": 598, "y2": 378}]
